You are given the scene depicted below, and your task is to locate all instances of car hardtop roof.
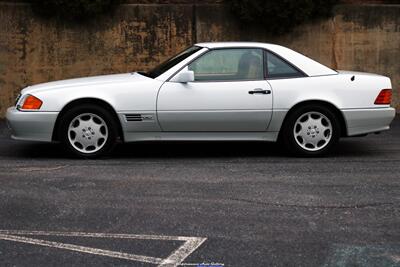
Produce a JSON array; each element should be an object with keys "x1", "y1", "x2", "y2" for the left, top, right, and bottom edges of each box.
[
  {"x1": 194, "y1": 42, "x2": 338, "y2": 77},
  {"x1": 195, "y1": 42, "x2": 279, "y2": 50}
]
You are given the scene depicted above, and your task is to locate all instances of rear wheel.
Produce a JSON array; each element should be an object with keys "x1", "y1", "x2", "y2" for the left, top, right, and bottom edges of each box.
[
  {"x1": 281, "y1": 105, "x2": 341, "y2": 156},
  {"x1": 59, "y1": 105, "x2": 118, "y2": 158}
]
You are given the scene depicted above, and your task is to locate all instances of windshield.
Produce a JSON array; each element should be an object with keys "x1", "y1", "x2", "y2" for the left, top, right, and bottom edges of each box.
[{"x1": 142, "y1": 46, "x2": 203, "y2": 79}]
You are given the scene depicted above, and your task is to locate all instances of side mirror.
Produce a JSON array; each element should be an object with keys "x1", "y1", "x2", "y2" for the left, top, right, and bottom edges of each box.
[{"x1": 171, "y1": 70, "x2": 195, "y2": 83}]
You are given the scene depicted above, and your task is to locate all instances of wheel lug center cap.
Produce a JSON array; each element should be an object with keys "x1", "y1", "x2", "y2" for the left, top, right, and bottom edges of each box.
[
  {"x1": 307, "y1": 126, "x2": 319, "y2": 138},
  {"x1": 82, "y1": 127, "x2": 95, "y2": 138}
]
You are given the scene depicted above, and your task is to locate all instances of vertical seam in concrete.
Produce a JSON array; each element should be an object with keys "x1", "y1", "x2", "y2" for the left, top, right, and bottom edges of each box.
[
  {"x1": 192, "y1": 3, "x2": 197, "y2": 44},
  {"x1": 331, "y1": 17, "x2": 339, "y2": 70}
]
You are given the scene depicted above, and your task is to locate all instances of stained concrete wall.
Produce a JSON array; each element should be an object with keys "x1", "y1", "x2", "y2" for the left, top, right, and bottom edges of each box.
[{"x1": 0, "y1": 2, "x2": 399, "y2": 117}]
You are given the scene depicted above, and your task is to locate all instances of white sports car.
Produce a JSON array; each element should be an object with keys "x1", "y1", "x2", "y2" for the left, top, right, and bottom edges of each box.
[{"x1": 6, "y1": 42, "x2": 396, "y2": 157}]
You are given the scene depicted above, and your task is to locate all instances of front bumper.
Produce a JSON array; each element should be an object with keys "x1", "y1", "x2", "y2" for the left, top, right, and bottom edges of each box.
[
  {"x1": 6, "y1": 107, "x2": 58, "y2": 142},
  {"x1": 342, "y1": 107, "x2": 396, "y2": 136}
]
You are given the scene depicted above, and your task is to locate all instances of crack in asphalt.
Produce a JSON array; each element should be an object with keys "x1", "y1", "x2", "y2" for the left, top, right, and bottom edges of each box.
[{"x1": 228, "y1": 197, "x2": 399, "y2": 210}]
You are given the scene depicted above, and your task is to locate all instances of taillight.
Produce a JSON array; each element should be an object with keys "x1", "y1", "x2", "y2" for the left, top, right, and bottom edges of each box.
[
  {"x1": 374, "y1": 89, "x2": 392, "y2": 105},
  {"x1": 21, "y1": 95, "x2": 43, "y2": 110}
]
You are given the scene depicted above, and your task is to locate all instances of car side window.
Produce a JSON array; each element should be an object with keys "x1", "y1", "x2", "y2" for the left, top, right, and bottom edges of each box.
[
  {"x1": 265, "y1": 51, "x2": 305, "y2": 79},
  {"x1": 188, "y1": 48, "x2": 264, "y2": 82}
]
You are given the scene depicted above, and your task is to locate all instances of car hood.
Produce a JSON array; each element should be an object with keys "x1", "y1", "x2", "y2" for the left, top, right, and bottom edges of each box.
[{"x1": 21, "y1": 72, "x2": 150, "y2": 95}]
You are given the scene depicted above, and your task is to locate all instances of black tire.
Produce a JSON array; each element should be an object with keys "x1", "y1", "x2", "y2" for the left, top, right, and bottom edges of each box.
[
  {"x1": 58, "y1": 104, "x2": 118, "y2": 158},
  {"x1": 280, "y1": 104, "x2": 341, "y2": 157}
]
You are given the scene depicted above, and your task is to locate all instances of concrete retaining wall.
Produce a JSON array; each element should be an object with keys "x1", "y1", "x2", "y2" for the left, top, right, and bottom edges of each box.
[{"x1": 0, "y1": 2, "x2": 399, "y2": 117}]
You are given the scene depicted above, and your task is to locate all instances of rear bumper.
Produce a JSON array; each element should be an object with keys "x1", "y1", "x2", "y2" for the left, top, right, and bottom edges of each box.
[
  {"x1": 342, "y1": 107, "x2": 396, "y2": 136},
  {"x1": 6, "y1": 107, "x2": 58, "y2": 142}
]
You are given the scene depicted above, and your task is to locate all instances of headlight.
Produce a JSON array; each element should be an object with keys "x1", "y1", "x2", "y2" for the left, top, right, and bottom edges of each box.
[{"x1": 17, "y1": 94, "x2": 43, "y2": 110}]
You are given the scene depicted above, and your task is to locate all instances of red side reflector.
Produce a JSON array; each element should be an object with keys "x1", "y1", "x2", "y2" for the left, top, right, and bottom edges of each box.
[{"x1": 374, "y1": 89, "x2": 392, "y2": 105}]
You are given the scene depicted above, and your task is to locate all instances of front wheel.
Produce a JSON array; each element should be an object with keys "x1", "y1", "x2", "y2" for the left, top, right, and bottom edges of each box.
[
  {"x1": 58, "y1": 105, "x2": 118, "y2": 158},
  {"x1": 281, "y1": 105, "x2": 341, "y2": 156}
]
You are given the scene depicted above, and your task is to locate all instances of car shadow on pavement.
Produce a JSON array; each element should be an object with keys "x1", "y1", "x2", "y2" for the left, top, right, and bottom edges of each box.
[
  {"x1": 0, "y1": 139, "x2": 385, "y2": 160},
  {"x1": 1, "y1": 118, "x2": 397, "y2": 160}
]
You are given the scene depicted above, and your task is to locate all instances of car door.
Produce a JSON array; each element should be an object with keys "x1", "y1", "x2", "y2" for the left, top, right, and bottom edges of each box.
[{"x1": 157, "y1": 48, "x2": 273, "y2": 132}]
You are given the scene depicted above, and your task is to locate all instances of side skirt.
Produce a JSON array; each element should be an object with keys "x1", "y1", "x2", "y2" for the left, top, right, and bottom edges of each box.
[{"x1": 123, "y1": 132, "x2": 279, "y2": 143}]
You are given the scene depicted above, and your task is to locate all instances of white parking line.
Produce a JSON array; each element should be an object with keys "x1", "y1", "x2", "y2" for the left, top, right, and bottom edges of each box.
[
  {"x1": 159, "y1": 237, "x2": 207, "y2": 266},
  {"x1": 0, "y1": 233, "x2": 163, "y2": 264},
  {"x1": 0, "y1": 230, "x2": 207, "y2": 267}
]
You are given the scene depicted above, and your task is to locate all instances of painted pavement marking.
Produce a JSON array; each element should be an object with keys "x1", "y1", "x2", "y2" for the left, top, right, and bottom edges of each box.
[{"x1": 0, "y1": 230, "x2": 207, "y2": 267}]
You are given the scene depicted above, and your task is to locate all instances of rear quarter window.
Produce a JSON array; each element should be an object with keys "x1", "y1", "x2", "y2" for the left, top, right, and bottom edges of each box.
[{"x1": 265, "y1": 51, "x2": 305, "y2": 79}]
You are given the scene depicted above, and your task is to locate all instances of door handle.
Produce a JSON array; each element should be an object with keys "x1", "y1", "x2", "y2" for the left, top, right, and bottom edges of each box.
[{"x1": 249, "y1": 88, "x2": 271, "y2": 95}]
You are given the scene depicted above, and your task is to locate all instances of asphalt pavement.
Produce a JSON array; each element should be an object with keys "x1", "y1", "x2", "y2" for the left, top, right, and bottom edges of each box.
[{"x1": 0, "y1": 117, "x2": 399, "y2": 267}]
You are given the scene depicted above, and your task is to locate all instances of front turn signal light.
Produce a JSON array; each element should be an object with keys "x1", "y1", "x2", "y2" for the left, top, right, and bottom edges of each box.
[
  {"x1": 21, "y1": 95, "x2": 43, "y2": 110},
  {"x1": 374, "y1": 89, "x2": 392, "y2": 105}
]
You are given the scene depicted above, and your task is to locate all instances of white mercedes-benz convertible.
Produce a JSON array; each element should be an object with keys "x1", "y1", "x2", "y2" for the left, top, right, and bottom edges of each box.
[{"x1": 6, "y1": 42, "x2": 395, "y2": 157}]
